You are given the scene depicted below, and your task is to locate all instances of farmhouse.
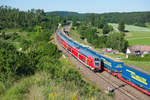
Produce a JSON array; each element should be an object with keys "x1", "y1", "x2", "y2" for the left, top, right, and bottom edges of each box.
[
  {"x1": 126, "y1": 45, "x2": 150, "y2": 58},
  {"x1": 102, "y1": 48, "x2": 119, "y2": 54}
]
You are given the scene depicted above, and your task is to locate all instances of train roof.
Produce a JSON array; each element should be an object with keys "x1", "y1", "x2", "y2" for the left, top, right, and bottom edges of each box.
[
  {"x1": 78, "y1": 47, "x2": 99, "y2": 58},
  {"x1": 58, "y1": 32, "x2": 99, "y2": 58},
  {"x1": 125, "y1": 65, "x2": 150, "y2": 76},
  {"x1": 58, "y1": 32, "x2": 79, "y2": 47}
]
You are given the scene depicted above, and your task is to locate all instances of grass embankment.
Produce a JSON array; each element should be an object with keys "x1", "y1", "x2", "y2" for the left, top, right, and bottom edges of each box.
[{"x1": 0, "y1": 58, "x2": 113, "y2": 100}]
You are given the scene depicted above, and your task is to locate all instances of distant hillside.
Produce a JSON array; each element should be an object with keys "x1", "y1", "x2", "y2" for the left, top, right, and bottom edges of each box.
[
  {"x1": 48, "y1": 11, "x2": 80, "y2": 16},
  {"x1": 99, "y1": 12, "x2": 150, "y2": 26},
  {"x1": 47, "y1": 11, "x2": 150, "y2": 26}
]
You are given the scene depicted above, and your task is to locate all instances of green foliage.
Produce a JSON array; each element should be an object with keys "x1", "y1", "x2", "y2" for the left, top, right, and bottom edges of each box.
[
  {"x1": 85, "y1": 27, "x2": 98, "y2": 43},
  {"x1": 106, "y1": 32, "x2": 128, "y2": 52},
  {"x1": 93, "y1": 35, "x2": 107, "y2": 48},
  {"x1": 10, "y1": 32, "x2": 20, "y2": 40},
  {"x1": 118, "y1": 20, "x2": 125, "y2": 32},
  {"x1": 0, "y1": 40, "x2": 35, "y2": 82},
  {"x1": 89, "y1": 13, "x2": 95, "y2": 26},
  {"x1": 28, "y1": 31, "x2": 51, "y2": 42},
  {"x1": 145, "y1": 23, "x2": 150, "y2": 28},
  {"x1": 97, "y1": 17, "x2": 105, "y2": 29},
  {"x1": 20, "y1": 39, "x2": 32, "y2": 51},
  {"x1": 102, "y1": 24, "x2": 110, "y2": 34},
  {"x1": 29, "y1": 42, "x2": 61, "y2": 74},
  {"x1": 1, "y1": 32, "x2": 6, "y2": 39},
  {"x1": 0, "y1": 6, "x2": 60, "y2": 33},
  {"x1": 35, "y1": 32, "x2": 51, "y2": 42}
]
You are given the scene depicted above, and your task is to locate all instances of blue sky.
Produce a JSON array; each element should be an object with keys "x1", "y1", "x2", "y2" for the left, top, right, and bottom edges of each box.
[{"x1": 1, "y1": 0, "x2": 150, "y2": 13}]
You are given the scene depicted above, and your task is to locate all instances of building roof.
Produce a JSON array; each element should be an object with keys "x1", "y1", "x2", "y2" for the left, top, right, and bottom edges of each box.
[{"x1": 128, "y1": 45, "x2": 150, "y2": 52}]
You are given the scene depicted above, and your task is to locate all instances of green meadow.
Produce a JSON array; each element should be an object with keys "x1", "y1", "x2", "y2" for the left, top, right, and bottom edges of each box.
[{"x1": 110, "y1": 23, "x2": 150, "y2": 46}]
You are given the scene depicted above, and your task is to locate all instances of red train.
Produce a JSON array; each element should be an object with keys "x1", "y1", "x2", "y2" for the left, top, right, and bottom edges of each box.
[{"x1": 57, "y1": 31, "x2": 103, "y2": 71}]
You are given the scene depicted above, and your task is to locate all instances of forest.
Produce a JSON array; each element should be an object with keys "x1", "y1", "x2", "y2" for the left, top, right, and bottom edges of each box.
[{"x1": 49, "y1": 11, "x2": 150, "y2": 27}]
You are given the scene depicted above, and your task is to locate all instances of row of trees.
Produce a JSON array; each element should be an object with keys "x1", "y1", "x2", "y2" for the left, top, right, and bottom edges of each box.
[
  {"x1": 0, "y1": 6, "x2": 62, "y2": 33},
  {"x1": 89, "y1": 14, "x2": 125, "y2": 34},
  {"x1": 76, "y1": 25, "x2": 128, "y2": 52},
  {"x1": 99, "y1": 12, "x2": 150, "y2": 27}
]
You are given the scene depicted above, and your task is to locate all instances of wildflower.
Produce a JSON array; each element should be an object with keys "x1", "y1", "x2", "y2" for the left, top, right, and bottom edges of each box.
[{"x1": 49, "y1": 92, "x2": 55, "y2": 100}]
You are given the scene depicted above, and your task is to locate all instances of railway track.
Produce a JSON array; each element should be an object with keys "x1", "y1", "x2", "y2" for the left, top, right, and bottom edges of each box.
[
  {"x1": 54, "y1": 34, "x2": 150, "y2": 100},
  {"x1": 95, "y1": 73, "x2": 140, "y2": 100},
  {"x1": 98, "y1": 70, "x2": 150, "y2": 100}
]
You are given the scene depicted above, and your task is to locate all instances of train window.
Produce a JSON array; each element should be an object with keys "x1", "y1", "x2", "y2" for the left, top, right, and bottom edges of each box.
[
  {"x1": 95, "y1": 58, "x2": 99, "y2": 61},
  {"x1": 94, "y1": 58, "x2": 100, "y2": 67},
  {"x1": 76, "y1": 46, "x2": 80, "y2": 49},
  {"x1": 94, "y1": 58, "x2": 99, "y2": 61},
  {"x1": 95, "y1": 61, "x2": 99, "y2": 67}
]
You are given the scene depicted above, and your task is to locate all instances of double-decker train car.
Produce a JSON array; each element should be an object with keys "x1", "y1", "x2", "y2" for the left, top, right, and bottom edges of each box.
[
  {"x1": 56, "y1": 30, "x2": 150, "y2": 95},
  {"x1": 84, "y1": 48, "x2": 124, "y2": 73},
  {"x1": 57, "y1": 31, "x2": 102, "y2": 71}
]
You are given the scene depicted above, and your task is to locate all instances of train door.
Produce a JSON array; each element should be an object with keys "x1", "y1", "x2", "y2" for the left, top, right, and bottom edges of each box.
[{"x1": 94, "y1": 58, "x2": 103, "y2": 71}]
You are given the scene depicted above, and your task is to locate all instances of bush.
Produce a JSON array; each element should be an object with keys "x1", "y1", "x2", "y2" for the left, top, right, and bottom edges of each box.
[{"x1": 0, "y1": 40, "x2": 35, "y2": 82}]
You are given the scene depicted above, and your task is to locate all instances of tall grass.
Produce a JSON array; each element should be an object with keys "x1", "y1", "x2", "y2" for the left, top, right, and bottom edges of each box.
[
  {"x1": 0, "y1": 58, "x2": 113, "y2": 100},
  {"x1": 1, "y1": 76, "x2": 33, "y2": 100}
]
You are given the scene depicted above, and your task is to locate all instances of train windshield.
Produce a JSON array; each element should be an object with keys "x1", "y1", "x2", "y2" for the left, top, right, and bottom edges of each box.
[
  {"x1": 94, "y1": 58, "x2": 100, "y2": 67},
  {"x1": 95, "y1": 62, "x2": 99, "y2": 67}
]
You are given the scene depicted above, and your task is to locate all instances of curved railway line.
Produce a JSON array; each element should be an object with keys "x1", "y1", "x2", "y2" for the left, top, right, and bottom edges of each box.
[
  {"x1": 54, "y1": 32, "x2": 150, "y2": 100},
  {"x1": 95, "y1": 73, "x2": 139, "y2": 100}
]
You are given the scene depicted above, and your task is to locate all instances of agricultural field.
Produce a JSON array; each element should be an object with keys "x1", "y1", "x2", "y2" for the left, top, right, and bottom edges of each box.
[{"x1": 110, "y1": 23, "x2": 150, "y2": 46}]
